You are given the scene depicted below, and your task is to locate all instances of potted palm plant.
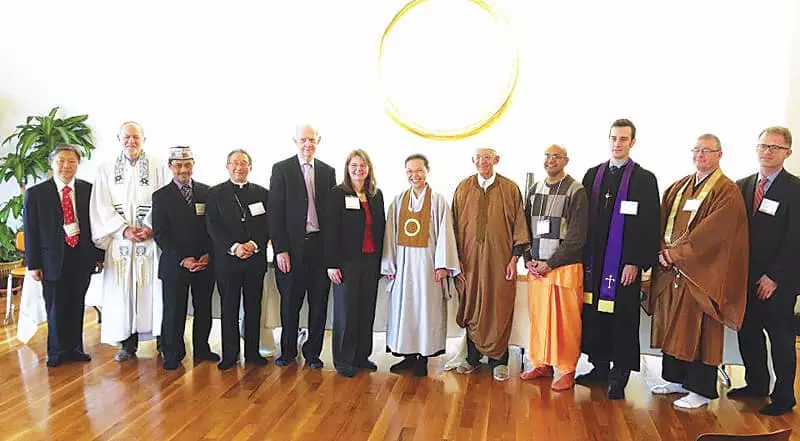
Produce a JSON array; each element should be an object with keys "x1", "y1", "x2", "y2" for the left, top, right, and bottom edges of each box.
[{"x1": 0, "y1": 107, "x2": 95, "y2": 274}]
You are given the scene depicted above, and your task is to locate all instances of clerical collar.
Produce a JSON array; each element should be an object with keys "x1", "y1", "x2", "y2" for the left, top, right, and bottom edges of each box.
[
  {"x1": 174, "y1": 179, "x2": 192, "y2": 188},
  {"x1": 477, "y1": 172, "x2": 496, "y2": 189},
  {"x1": 609, "y1": 158, "x2": 630, "y2": 168},
  {"x1": 297, "y1": 154, "x2": 314, "y2": 167},
  {"x1": 230, "y1": 180, "x2": 248, "y2": 188}
]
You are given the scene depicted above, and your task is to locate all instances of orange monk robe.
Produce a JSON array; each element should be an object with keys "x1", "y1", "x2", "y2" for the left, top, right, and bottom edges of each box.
[
  {"x1": 453, "y1": 174, "x2": 529, "y2": 359},
  {"x1": 648, "y1": 172, "x2": 748, "y2": 366},
  {"x1": 527, "y1": 265, "x2": 584, "y2": 373}
]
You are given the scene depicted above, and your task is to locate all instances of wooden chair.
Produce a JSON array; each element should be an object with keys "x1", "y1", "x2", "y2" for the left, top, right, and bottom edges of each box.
[
  {"x1": 696, "y1": 428, "x2": 791, "y2": 441},
  {"x1": 3, "y1": 231, "x2": 25, "y2": 324}
]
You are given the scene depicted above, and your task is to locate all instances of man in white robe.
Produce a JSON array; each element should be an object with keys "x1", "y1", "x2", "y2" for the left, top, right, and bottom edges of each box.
[
  {"x1": 381, "y1": 154, "x2": 460, "y2": 377},
  {"x1": 90, "y1": 121, "x2": 168, "y2": 361}
]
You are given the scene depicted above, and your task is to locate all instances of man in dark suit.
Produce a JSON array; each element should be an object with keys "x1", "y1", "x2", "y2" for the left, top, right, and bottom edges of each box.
[
  {"x1": 206, "y1": 149, "x2": 270, "y2": 370},
  {"x1": 152, "y1": 146, "x2": 219, "y2": 371},
  {"x1": 731, "y1": 126, "x2": 800, "y2": 416},
  {"x1": 23, "y1": 144, "x2": 104, "y2": 367},
  {"x1": 268, "y1": 124, "x2": 336, "y2": 368}
]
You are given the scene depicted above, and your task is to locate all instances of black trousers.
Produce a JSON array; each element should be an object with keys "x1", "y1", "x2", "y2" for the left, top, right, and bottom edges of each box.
[
  {"x1": 737, "y1": 288, "x2": 797, "y2": 406},
  {"x1": 662, "y1": 354, "x2": 719, "y2": 399},
  {"x1": 160, "y1": 269, "x2": 215, "y2": 361},
  {"x1": 332, "y1": 255, "x2": 379, "y2": 370},
  {"x1": 42, "y1": 244, "x2": 92, "y2": 360},
  {"x1": 217, "y1": 266, "x2": 265, "y2": 362},
  {"x1": 466, "y1": 334, "x2": 509, "y2": 367},
  {"x1": 276, "y1": 232, "x2": 331, "y2": 360}
]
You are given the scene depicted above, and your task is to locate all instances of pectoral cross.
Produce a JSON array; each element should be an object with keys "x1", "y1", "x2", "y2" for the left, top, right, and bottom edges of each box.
[
  {"x1": 604, "y1": 192, "x2": 612, "y2": 209},
  {"x1": 605, "y1": 274, "x2": 616, "y2": 289}
]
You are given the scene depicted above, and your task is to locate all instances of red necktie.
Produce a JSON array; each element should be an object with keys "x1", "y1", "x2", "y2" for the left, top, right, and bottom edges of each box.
[
  {"x1": 62, "y1": 186, "x2": 79, "y2": 247},
  {"x1": 752, "y1": 177, "x2": 767, "y2": 215}
]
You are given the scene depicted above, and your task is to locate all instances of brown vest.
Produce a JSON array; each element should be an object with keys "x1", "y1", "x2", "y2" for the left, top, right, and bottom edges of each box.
[{"x1": 397, "y1": 187, "x2": 432, "y2": 248}]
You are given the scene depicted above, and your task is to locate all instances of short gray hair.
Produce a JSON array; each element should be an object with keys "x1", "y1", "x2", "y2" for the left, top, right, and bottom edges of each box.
[{"x1": 49, "y1": 144, "x2": 82, "y2": 162}]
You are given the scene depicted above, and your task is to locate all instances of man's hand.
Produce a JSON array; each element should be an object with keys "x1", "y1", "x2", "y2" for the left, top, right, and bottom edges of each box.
[
  {"x1": 328, "y1": 268, "x2": 343, "y2": 284},
  {"x1": 30, "y1": 269, "x2": 43, "y2": 281},
  {"x1": 181, "y1": 257, "x2": 198, "y2": 269},
  {"x1": 135, "y1": 227, "x2": 153, "y2": 241},
  {"x1": 94, "y1": 261, "x2": 104, "y2": 273},
  {"x1": 533, "y1": 261, "x2": 552, "y2": 276},
  {"x1": 526, "y1": 261, "x2": 543, "y2": 279},
  {"x1": 191, "y1": 254, "x2": 209, "y2": 272},
  {"x1": 384, "y1": 273, "x2": 396, "y2": 281},
  {"x1": 756, "y1": 274, "x2": 778, "y2": 300},
  {"x1": 276, "y1": 252, "x2": 291, "y2": 273},
  {"x1": 435, "y1": 268, "x2": 448, "y2": 283},
  {"x1": 658, "y1": 251, "x2": 671, "y2": 269},
  {"x1": 620, "y1": 264, "x2": 639, "y2": 286},
  {"x1": 123, "y1": 227, "x2": 139, "y2": 242},
  {"x1": 234, "y1": 244, "x2": 253, "y2": 260},
  {"x1": 505, "y1": 257, "x2": 518, "y2": 281},
  {"x1": 456, "y1": 261, "x2": 466, "y2": 283}
]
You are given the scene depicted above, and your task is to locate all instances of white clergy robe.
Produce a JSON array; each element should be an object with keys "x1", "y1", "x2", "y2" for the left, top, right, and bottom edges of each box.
[
  {"x1": 90, "y1": 151, "x2": 168, "y2": 344},
  {"x1": 381, "y1": 187, "x2": 461, "y2": 356}
]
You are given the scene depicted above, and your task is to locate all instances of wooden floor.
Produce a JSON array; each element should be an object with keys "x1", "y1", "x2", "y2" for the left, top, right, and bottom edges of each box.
[{"x1": 1, "y1": 295, "x2": 799, "y2": 441}]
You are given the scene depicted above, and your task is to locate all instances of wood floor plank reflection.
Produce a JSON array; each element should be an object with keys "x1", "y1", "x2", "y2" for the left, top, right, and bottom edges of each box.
[{"x1": 1, "y1": 295, "x2": 798, "y2": 441}]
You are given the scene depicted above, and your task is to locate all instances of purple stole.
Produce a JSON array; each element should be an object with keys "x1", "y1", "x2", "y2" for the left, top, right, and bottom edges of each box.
[{"x1": 583, "y1": 160, "x2": 635, "y2": 314}]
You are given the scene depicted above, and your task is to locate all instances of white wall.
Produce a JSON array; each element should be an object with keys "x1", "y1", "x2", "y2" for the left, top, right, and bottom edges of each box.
[{"x1": 0, "y1": 0, "x2": 797, "y2": 208}]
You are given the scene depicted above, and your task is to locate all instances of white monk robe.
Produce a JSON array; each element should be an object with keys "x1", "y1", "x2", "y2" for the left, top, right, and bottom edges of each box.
[
  {"x1": 381, "y1": 186, "x2": 461, "y2": 357},
  {"x1": 90, "y1": 152, "x2": 168, "y2": 344}
]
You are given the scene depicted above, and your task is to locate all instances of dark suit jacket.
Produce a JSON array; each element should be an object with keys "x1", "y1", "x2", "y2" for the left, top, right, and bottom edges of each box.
[
  {"x1": 737, "y1": 169, "x2": 800, "y2": 295},
  {"x1": 205, "y1": 180, "x2": 269, "y2": 274},
  {"x1": 268, "y1": 156, "x2": 336, "y2": 262},
  {"x1": 324, "y1": 186, "x2": 386, "y2": 268},
  {"x1": 23, "y1": 178, "x2": 104, "y2": 281},
  {"x1": 153, "y1": 180, "x2": 214, "y2": 280}
]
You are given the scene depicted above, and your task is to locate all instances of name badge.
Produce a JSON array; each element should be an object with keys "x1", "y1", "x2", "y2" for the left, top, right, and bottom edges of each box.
[
  {"x1": 345, "y1": 196, "x2": 361, "y2": 210},
  {"x1": 248, "y1": 202, "x2": 266, "y2": 216},
  {"x1": 620, "y1": 200, "x2": 639, "y2": 216},
  {"x1": 63, "y1": 222, "x2": 80, "y2": 237},
  {"x1": 683, "y1": 199, "x2": 701, "y2": 212},
  {"x1": 536, "y1": 219, "x2": 550, "y2": 235},
  {"x1": 759, "y1": 198, "x2": 779, "y2": 216},
  {"x1": 195, "y1": 203, "x2": 206, "y2": 216}
]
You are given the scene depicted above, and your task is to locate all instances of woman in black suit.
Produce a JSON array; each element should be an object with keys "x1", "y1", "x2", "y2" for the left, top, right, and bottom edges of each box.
[{"x1": 324, "y1": 149, "x2": 386, "y2": 377}]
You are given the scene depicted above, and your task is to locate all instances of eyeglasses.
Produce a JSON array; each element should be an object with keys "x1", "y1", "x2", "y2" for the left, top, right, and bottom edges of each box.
[
  {"x1": 295, "y1": 137, "x2": 319, "y2": 145},
  {"x1": 690, "y1": 148, "x2": 721, "y2": 154},
  {"x1": 756, "y1": 144, "x2": 790, "y2": 152},
  {"x1": 544, "y1": 154, "x2": 566, "y2": 160}
]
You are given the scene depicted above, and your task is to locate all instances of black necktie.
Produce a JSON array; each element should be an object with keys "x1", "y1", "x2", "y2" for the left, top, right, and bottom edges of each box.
[{"x1": 609, "y1": 165, "x2": 620, "y2": 174}]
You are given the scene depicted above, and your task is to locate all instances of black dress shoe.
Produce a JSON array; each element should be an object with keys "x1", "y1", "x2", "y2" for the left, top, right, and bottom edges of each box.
[
  {"x1": 760, "y1": 402, "x2": 795, "y2": 416},
  {"x1": 275, "y1": 357, "x2": 296, "y2": 367},
  {"x1": 163, "y1": 358, "x2": 181, "y2": 371},
  {"x1": 575, "y1": 367, "x2": 610, "y2": 386},
  {"x1": 307, "y1": 358, "x2": 324, "y2": 369},
  {"x1": 390, "y1": 356, "x2": 416, "y2": 373},
  {"x1": 337, "y1": 367, "x2": 355, "y2": 377},
  {"x1": 68, "y1": 351, "x2": 92, "y2": 362},
  {"x1": 727, "y1": 386, "x2": 768, "y2": 398},
  {"x1": 357, "y1": 359, "x2": 378, "y2": 371},
  {"x1": 194, "y1": 351, "x2": 221, "y2": 362},
  {"x1": 245, "y1": 355, "x2": 269, "y2": 366},
  {"x1": 217, "y1": 359, "x2": 237, "y2": 370},
  {"x1": 608, "y1": 384, "x2": 625, "y2": 400},
  {"x1": 46, "y1": 357, "x2": 62, "y2": 367}
]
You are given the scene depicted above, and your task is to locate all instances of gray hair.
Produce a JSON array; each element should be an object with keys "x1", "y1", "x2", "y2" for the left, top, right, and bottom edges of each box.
[
  {"x1": 49, "y1": 144, "x2": 82, "y2": 162},
  {"x1": 226, "y1": 149, "x2": 253, "y2": 166},
  {"x1": 697, "y1": 133, "x2": 722, "y2": 149}
]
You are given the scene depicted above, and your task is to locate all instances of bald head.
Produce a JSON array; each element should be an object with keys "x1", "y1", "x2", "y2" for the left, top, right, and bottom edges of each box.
[{"x1": 543, "y1": 144, "x2": 569, "y2": 180}]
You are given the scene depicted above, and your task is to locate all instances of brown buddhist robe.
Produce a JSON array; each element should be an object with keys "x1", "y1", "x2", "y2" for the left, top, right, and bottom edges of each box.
[
  {"x1": 453, "y1": 174, "x2": 529, "y2": 359},
  {"x1": 648, "y1": 171, "x2": 748, "y2": 366}
]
